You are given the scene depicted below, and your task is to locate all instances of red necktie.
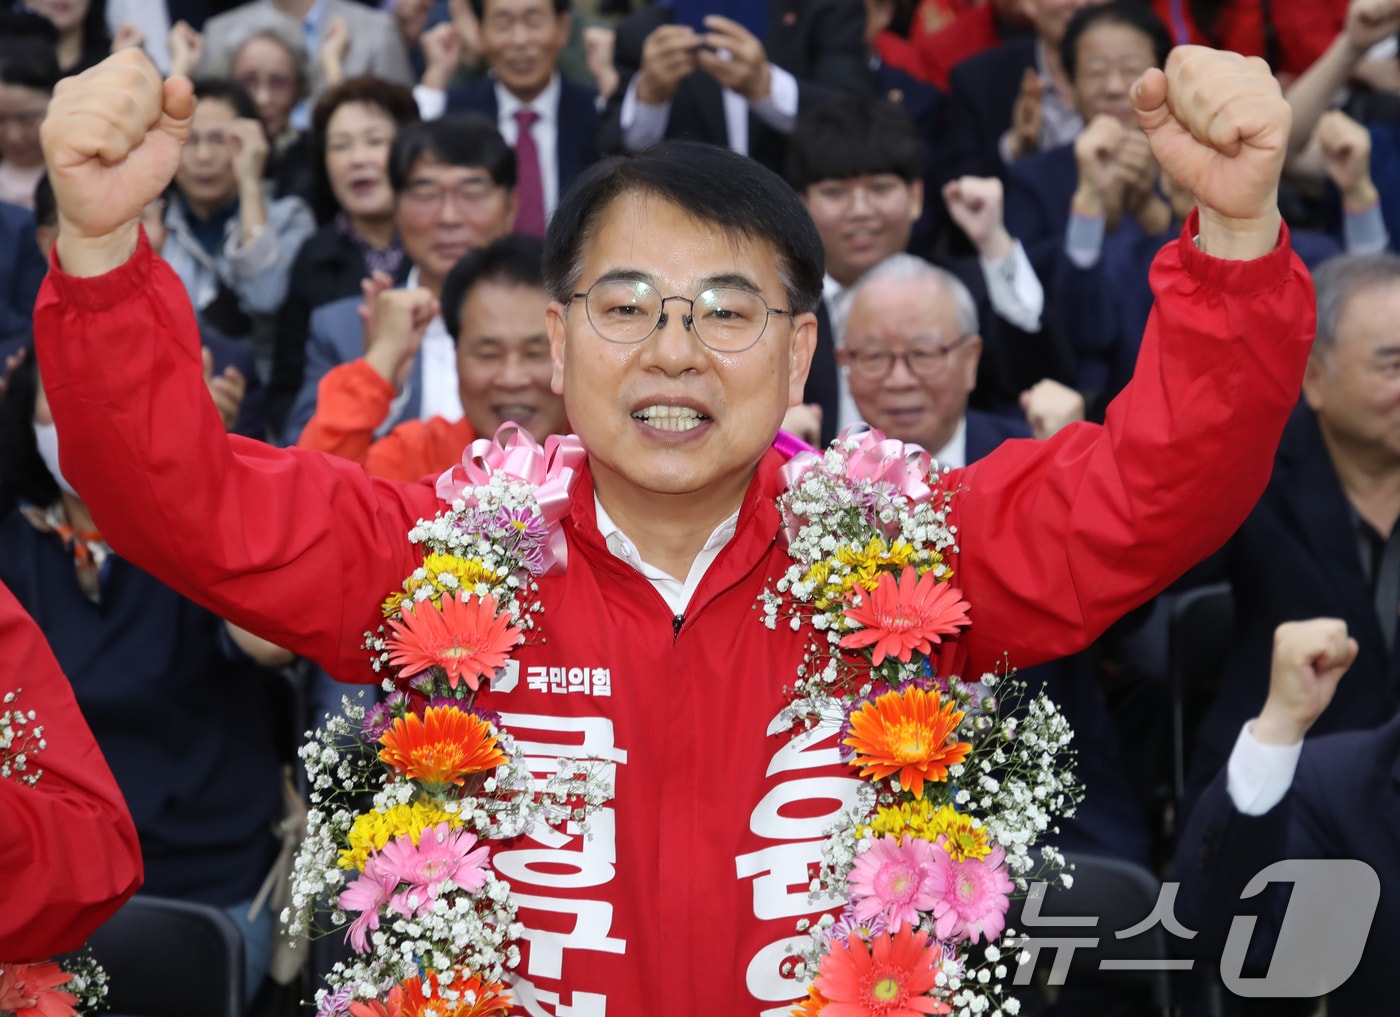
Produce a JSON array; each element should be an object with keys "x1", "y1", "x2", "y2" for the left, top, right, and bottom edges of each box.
[{"x1": 513, "y1": 109, "x2": 545, "y2": 236}]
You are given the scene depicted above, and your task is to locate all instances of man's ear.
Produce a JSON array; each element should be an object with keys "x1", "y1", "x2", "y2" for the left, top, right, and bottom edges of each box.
[
  {"x1": 547, "y1": 301, "x2": 568, "y2": 396},
  {"x1": 788, "y1": 311, "x2": 818, "y2": 406}
]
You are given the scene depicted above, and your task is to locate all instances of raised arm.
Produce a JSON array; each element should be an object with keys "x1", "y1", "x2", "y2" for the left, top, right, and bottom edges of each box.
[
  {"x1": 33, "y1": 52, "x2": 437, "y2": 682},
  {"x1": 0, "y1": 581, "x2": 142, "y2": 957},
  {"x1": 953, "y1": 47, "x2": 1314, "y2": 674}
]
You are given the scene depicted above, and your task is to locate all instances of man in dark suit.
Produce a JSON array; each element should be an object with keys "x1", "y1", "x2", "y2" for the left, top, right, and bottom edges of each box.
[
  {"x1": 1003, "y1": 1, "x2": 1172, "y2": 281},
  {"x1": 0, "y1": 202, "x2": 47, "y2": 353},
  {"x1": 603, "y1": 0, "x2": 870, "y2": 173},
  {"x1": 840, "y1": 250, "x2": 1152, "y2": 867},
  {"x1": 1174, "y1": 617, "x2": 1395, "y2": 1015},
  {"x1": 417, "y1": 0, "x2": 599, "y2": 232},
  {"x1": 1185, "y1": 254, "x2": 1400, "y2": 817},
  {"x1": 937, "y1": 0, "x2": 1106, "y2": 188}
]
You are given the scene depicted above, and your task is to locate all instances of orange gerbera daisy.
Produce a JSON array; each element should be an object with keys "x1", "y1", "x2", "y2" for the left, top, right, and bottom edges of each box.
[
  {"x1": 348, "y1": 986, "x2": 405, "y2": 1017},
  {"x1": 790, "y1": 983, "x2": 829, "y2": 1015},
  {"x1": 839, "y1": 567, "x2": 970, "y2": 666},
  {"x1": 378, "y1": 706, "x2": 507, "y2": 787},
  {"x1": 813, "y1": 928, "x2": 951, "y2": 1016},
  {"x1": 386, "y1": 592, "x2": 524, "y2": 691},
  {"x1": 844, "y1": 688, "x2": 971, "y2": 797},
  {"x1": 399, "y1": 973, "x2": 512, "y2": 1017}
]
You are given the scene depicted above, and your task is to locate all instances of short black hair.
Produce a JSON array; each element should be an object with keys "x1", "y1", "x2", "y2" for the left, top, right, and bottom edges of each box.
[
  {"x1": 470, "y1": 0, "x2": 569, "y2": 23},
  {"x1": 32, "y1": 174, "x2": 55, "y2": 231},
  {"x1": 0, "y1": 12, "x2": 61, "y2": 93},
  {"x1": 1061, "y1": 1, "x2": 1173, "y2": 82},
  {"x1": 0, "y1": 346, "x2": 61, "y2": 509},
  {"x1": 191, "y1": 78, "x2": 261, "y2": 123},
  {"x1": 388, "y1": 116, "x2": 517, "y2": 194},
  {"x1": 545, "y1": 141, "x2": 825, "y2": 315},
  {"x1": 441, "y1": 234, "x2": 546, "y2": 343},
  {"x1": 784, "y1": 96, "x2": 924, "y2": 192}
]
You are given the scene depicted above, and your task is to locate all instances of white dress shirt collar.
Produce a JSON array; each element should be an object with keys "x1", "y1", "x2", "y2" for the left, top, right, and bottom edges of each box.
[
  {"x1": 931, "y1": 416, "x2": 968, "y2": 471},
  {"x1": 593, "y1": 495, "x2": 739, "y2": 616}
]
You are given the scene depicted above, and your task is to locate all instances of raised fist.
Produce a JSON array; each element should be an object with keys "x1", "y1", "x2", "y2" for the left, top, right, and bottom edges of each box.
[
  {"x1": 41, "y1": 51, "x2": 194, "y2": 275},
  {"x1": 420, "y1": 22, "x2": 465, "y2": 91},
  {"x1": 1072, "y1": 114, "x2": 1127, "y2": 216},
  {"x1": 1256, "y1": 618, "x2": 1357, "y2": 746},
  {"x1": 320, "y1": 17, "x2": 351, "y2": 87},
  {"x1": 1315, "y1": 109, "x2": 1376, "y2": 209},
  {"x1": 1007, "y1": 68, "x2": 1044, "y2": 160},
  {"x1": 362, "y1": 286, "x2": 440, "y2": 391},
  {"x1": 1020, "y1": 379, "x2": 1085, "y2": 440},
  {"x1": 698, "y1": 16, "x2": 771, "y2": 101},
  {"x1": 1346, "y1": 0, "x2": 1400, "y2": 53},
  {"x1": 226, "y1": 118, "x2": 270, "y2": 186},
  {"x1": 942, "y1": 176, "x2": 1012, "y2": 260},
  {"x1": 1132, "y1": 46, "x2": 1289, "y2": 259},
  {"x1": 167, "y1": 20, "x2": 204, "y2": 79}
]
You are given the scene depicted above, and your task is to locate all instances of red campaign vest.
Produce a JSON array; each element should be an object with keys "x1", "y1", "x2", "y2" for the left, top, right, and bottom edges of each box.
[{"x1": 474, "y1": 451, "x2": 873, "y2": 1016}]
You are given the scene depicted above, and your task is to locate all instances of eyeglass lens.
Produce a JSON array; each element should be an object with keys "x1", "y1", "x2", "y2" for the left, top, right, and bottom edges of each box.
[{"x1": 584, "y1": 280, "x2": 772, "y2": 352}]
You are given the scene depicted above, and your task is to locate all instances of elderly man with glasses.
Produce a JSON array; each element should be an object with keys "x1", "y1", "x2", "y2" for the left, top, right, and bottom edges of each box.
[{"x1": 37, "y1": 45, "x2": 1312, "y2": 1014}]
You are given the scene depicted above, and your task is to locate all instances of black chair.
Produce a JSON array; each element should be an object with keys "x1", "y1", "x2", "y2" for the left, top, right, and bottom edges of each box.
[
  {"x1": 1005, "y1": 851, "x2": 1178, "y2": 1016},
  {"x1": 82, "y1": 895, "x2": 244, "y2": 1017},
  {"x1": 1168, "y1": 583, "x2": 1235, "y2": 812}
]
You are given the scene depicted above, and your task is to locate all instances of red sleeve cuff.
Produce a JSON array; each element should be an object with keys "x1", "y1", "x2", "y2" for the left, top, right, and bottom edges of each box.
[
  {"x1": 45, "y1": 227, "x2": 157, "y2": 313},
  {"x1": 1175, "y1": 208, "x2": 1296, "y2": 296}
]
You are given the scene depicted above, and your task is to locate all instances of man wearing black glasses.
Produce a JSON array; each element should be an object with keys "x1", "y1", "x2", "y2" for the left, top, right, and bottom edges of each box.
[{"x1": 39, "y1": 45, "x2": 1310, "y2": 1015}]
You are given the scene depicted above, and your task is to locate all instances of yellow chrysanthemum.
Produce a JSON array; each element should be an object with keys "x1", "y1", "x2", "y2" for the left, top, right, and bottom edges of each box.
[
  {"x1": 858, "y1": 802, "x2": 991, "y2": 862},
  {"x1": 338, "y1": 800, "x2": 465, "y2": 871},
  {"x1": 422, "y1": 553, "x2": 496, "y2": 593},
  {"x1": 382, "y1": 591, "x2": 411, "y2": 617}
]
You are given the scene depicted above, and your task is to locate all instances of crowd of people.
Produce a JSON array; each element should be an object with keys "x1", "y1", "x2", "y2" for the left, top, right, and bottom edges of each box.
[{"x1": 3, "y1": 0, "x2": 1400, "y2": 1014}]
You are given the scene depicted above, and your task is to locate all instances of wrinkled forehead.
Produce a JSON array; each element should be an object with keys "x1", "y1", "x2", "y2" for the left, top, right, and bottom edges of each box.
[{"x1": 844, "y1": 276, "x2": 962, "y2": 345}]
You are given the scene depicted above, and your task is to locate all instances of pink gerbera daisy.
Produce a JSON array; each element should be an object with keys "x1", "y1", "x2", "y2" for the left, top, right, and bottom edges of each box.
[
  {"x1": 926, "y1": 842, "x2": 1014, "y2": 945},
  {"x1": 375, "y1": 823, "x2": 491, "y2": 918},
  {"x1": 338, "y1": 866, "x2": 399, "y2": 953},
  {"x1": 813, "y1": 927, "x2": 951, "y2": 1017},
  {"x1": 840, "y1": 567, "x2": 970, "y2": 666},
  {"x1": 848, "y1": 836, "x2": 941, "y2": 932}
]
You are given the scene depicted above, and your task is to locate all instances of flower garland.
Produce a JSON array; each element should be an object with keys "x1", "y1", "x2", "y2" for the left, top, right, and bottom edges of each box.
[
  {"x1": 762, "y1": 429, "x2": 1082, "y2": 1017},
  {"x1": 288, "y1": 428, "x2": 613, "y2": 1017},
  {"x1": 290, "y1": 424, "x2": 1080, "y2": 1017},
  {"x1": 2, "y1": 689, "x2": 110, "y2": 1017}
]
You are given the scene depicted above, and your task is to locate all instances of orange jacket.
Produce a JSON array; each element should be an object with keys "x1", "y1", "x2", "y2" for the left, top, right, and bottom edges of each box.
[{"x1": 295, "y1": 357, "x2": 475, "y2": 483}]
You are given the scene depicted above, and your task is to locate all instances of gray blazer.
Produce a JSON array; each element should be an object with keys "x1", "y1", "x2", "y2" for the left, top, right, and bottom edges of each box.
[
  {"x1": 202, "y1": 0, "x2": 415, "y2": 97},
  {"x1": 281, "y1": 292, "x2": 424, "y2": 446}
]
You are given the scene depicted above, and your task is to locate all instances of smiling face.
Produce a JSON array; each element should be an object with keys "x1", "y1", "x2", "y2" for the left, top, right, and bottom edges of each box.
[
  {"x1": 547, "y1": 190, "x2": 817, "y2": 511},
  {"x1": 1071, "y1": 19, "x2": 1158, "y2": 124},
  {"x1": 325, "y1": 101, "x2": 397, "y2": 221},
  {"x1": 457, "y1": 279, "x2": 568, "y2": 442},
  {"x1": 479, "y1": 0, "x2": 570, "y2": 103},
  {"x1": 395, "y1": 155, "x2": 517, "y2": 293},
  {"x1": 801, "y1": 174, "x2": 922, "y2": 288},
  {"x1": 842, "y1": 273, "x2": 981, "y2": 455}
]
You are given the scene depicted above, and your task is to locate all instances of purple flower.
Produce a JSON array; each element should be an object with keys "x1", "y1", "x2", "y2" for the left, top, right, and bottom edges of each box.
[
  {"x1": 827, "y1": 905, "x2": 887, "y2": 946},
  {"x1": 316, "y1": 985, "x2": 355, "y2": 1017},
  {"x1": 361, "y1": 702, "x2": 394, "y2": 741}
]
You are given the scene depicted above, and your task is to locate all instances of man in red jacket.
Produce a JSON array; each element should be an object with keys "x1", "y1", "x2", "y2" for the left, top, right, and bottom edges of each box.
[
  {"x1": 33, "y1": 45, "x2": 1308, "y2": 1014},
  {"x1": 0, "y1": 580, "x2": 142, "y2": 959}
]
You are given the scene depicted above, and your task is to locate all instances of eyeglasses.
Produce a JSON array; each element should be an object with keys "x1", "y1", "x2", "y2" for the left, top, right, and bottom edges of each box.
[
  {"x1": 400, "y1": 180, "x2": 501, "y2": 212},
  {"x1": 844, "y1": 334, "x2": 974, "y2": 380},
  {"x1": 568, "y1": 278, "x2": 792, "y2": 353}
]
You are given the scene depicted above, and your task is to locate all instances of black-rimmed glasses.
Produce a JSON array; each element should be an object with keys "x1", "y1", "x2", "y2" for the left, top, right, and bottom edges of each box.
[{"x1": 568, "y1": 279, "x2": 792, "y2": 353}]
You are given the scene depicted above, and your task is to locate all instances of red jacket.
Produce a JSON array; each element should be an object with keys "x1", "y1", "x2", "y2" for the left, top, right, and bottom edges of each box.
[
  {"x1": 35, "y1": 214, "x2": 1312, "y2": 1012},
  {"x1": 0, "y1": 580, "x2": 142, "y2": 959}
]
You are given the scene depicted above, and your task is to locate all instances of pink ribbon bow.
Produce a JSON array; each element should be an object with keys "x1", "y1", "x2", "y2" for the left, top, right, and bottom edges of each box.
[
  {"x1": 435, "y1": 423, "x2": 587, "y2": 575},
  {"x1": 778, "y1": 425, "x2": 936, "y2": 545}
]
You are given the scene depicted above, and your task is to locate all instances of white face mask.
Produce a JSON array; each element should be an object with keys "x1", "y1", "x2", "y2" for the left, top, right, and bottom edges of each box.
[{"x1": 32, "y1": 421, "x2": 79, "y2": 498}]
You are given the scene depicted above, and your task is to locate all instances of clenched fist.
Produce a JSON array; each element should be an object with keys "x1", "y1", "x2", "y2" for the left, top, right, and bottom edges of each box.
[
  {"x1": 361, "y1": 285, "x2": 441, "y2": 391},
  {"x1": 1315, "y1": 110, "x2": 1377, "y2": 211},
  {"x1": 942, "y1": 176, "x2": 1012, "y2": 260},
  {"x1": 1255, "y1": 618, "x2": 1357, "y2": 746},
  {"x1": 1132, "y1": 46, "x2": 1289, "y2": 260},
  {"x1": 41, "y1": 51, "x2": 194, "y2": 277}
]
